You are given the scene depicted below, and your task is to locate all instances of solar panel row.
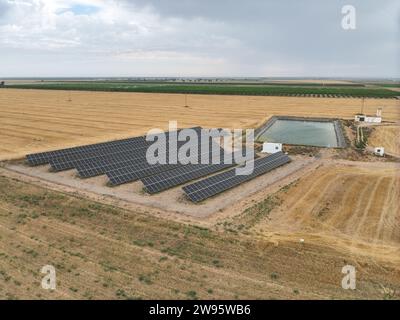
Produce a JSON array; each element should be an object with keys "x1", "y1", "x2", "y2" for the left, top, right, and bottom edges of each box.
[
  {"x1": 76, "y1": 137, "x2": 222, "y2": 178},
  {"x1": 49, "y1": 143, "x2": 150, "y2": 171},
  {"x1": 50, "y1": 129, "x2": 217, "y2": 177},
  {"x1": 27, "y1": 135, "x2": 147, "y2": 166},
  {"x1": 141, "y1": 163, "x2": 232, "y2": 194},
  {"x1": 183, "y1": 152, "x2": 291, "y2": 202},
  {"x1": 49, "y1": 138, "x2": 188, "y2": 172},
  {"x1": 140, "y1": 149, "x2": 254, "y2": 193},
  {"x1": 183, "y1": 152, "x2": 284, "y2": 194},
  {"x1": 106, "y1": 141, "x2": 224, "y2": 186},
  {"x1": 108, "y1": 163, "x2": 181, "y2": 186},
  {"x1": 49, "y1": 128, "x2": 205, "y2": 172},
  {"x1": 26, "y1": 126, "x2": 202, "y2": 166}
]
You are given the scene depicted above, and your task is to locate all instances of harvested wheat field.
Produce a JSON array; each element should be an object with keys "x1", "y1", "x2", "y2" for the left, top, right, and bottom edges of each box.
[
  {"x1": 0, "y1": 173, "x2": 399, "y2": 300},
  {"x1": 254, "y1": 162, "x2": 400, "y2": 256},
  {"x1": 368, "y1": 125, "x2": 400, "y2": 157},
  {"x1": 0, "y1": 88, "x2": 399, "y2": 160}
]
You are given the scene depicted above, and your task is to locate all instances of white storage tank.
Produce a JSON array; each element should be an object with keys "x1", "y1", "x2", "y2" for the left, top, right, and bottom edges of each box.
[
  {"x1": 262, "y1": 142, "x2": 282, "y2": 154},
  {"x1": 374, "y1": 147, "x2": 385, "y2": 157}
]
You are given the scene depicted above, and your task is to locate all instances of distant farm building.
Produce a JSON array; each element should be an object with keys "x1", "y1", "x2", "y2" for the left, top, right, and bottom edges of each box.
[{"x1": 355, "y1": 108, "x2": 382, "y2": 123}]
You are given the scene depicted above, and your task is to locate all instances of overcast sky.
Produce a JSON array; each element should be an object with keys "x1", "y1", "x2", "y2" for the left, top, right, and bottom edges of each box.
[{"x1": 0, "y1": 0, "x2": 399, "y2": 78}]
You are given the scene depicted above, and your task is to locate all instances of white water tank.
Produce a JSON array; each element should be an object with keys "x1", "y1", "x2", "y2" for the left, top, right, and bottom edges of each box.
[
  {"x1": 374, "y1": 147, "x2": 385, "y2": 157},
  {"x1": 262, "y1": 142, "x2": 282, "y2": 154}
]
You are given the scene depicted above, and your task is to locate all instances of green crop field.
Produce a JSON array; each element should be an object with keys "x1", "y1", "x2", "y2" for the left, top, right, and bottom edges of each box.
[
  {"x1": 3, "y1": 81, "x2": 399, "y2": 98},
  {"x1": 366, "y1": 82, "x2": 400, "y2": 88}
]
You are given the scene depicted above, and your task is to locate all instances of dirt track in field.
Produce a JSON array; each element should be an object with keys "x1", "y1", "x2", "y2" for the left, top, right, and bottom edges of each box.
[{"x1": 0, "y1": 88, "x2": 399, "y2": 160}]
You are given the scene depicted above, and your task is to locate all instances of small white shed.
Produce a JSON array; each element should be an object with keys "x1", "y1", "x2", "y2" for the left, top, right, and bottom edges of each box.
[
  {"x1": 262, "y1": 142, "x2": 282, "y2": 154},
  {"x1": 354, "y1": 114, "x2": 382, "y2": 123},
  {"x1": 355, "y1": 108, "x2": 383, "y2": 123},
  {"x1": 374, "y1": 147, "x2": 385, "y2": 157}
]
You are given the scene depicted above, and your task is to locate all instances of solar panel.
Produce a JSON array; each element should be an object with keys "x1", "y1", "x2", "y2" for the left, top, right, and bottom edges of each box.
[
  {"x1": 141, "y1": 163, "x2": 232, "y2": 194},
  {"x1": 48, "y1": 138, "x2": 179, "y2": 172},
  {"x1": 26, "y1": 126, "x2": 202, "y2": 166},
  {"x1": 49, "y1": 143, "x2": 150, "y2": 171},
  {"x1": 183, "y1": 152, "x2": 283, "y2": 193},
  {"x1": 141, "y1": 149, "x2": 253, "y2": 193},
  {"x1": 75, "y1": 137, "x2": 209, "y2": 177},
  {"x1": 106, "y1": 141, "x2": 225, "y2": 186},
  {"x1": 48, "y1": 127, "x2": 204, "y2": 171},
  {"x1": 107, "y1": 163, "x2": 182, "y2": 186},
  {"x1": 76, "y1": 154, "x2": 146, "y2": 178},
  {"x1": 26, "y1": 135, "x2": 148, "y2": 166},
  {"x1": 183, "y1": 152, "x2": 291, "y2": 202}
]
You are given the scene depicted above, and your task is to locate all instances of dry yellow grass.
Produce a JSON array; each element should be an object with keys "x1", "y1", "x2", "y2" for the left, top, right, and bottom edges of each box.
[
  {"x1": 0, "y1": 88, "x2": 399, "y2": 160},
  {"x1": 368, "y1": 125, "x2": 400, "y2": 156}
]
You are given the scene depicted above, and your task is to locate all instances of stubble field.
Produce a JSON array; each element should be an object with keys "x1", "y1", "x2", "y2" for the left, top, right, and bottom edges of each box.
[
  {"x1": 0, "y1": 88, "x2": 399, "y2": 160},
  {"x1": 259, "y1": 163, "x2": 400, "y2": 250},
  {"x1": 0, "y1": 167, "x2": 399, "y2": 300}
]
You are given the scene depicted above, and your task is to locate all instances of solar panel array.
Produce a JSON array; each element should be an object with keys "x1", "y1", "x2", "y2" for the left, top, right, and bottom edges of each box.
[
  {"x1": 183, "y1": 152, "x2": 291, "y2": 202},
  {"x1": 25, "y1": 128, "x2": 291, "y2": 201}
]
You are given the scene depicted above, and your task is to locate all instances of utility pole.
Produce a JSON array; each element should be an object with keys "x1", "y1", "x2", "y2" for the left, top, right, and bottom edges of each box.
[{"x1": 361, "y1": 97, "x2": 365, "y2": 114}]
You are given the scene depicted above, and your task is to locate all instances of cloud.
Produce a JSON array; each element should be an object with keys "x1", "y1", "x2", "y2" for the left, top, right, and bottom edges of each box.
[{"x1": 0, "y1": 0, "x2": 398, "y2": 77}]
